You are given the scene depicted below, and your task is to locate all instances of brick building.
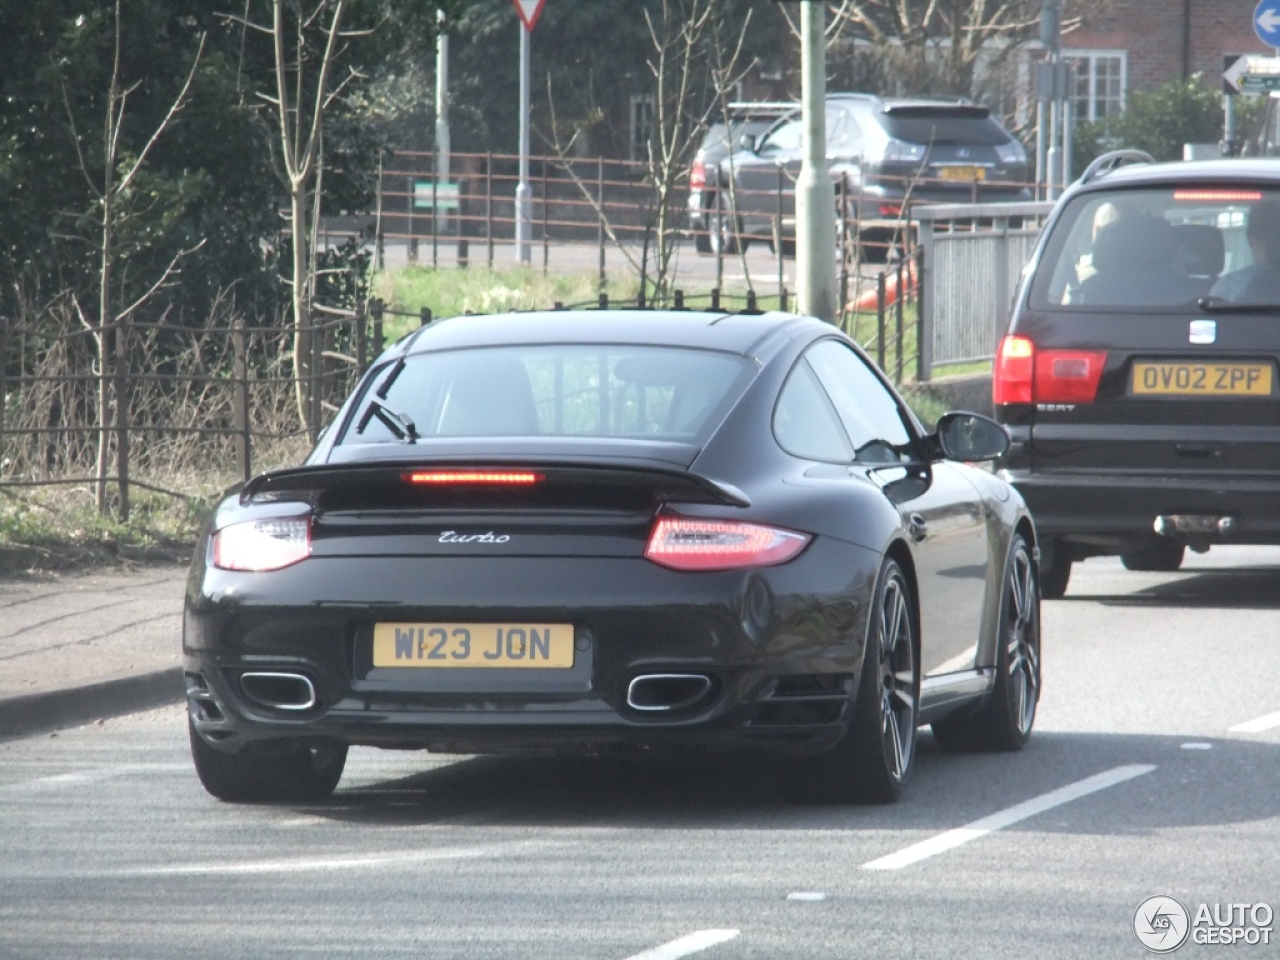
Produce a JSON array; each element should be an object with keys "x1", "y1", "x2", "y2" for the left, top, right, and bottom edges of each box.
[{"x1": 1063, "y1": 0, "x2": 1274, "y2": 125}]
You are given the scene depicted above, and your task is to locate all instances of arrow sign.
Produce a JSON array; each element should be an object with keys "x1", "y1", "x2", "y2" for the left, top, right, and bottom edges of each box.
[
  {"x1": 1256, "y1": 0, "x2": 1280, "y2": 46},
  {"x1": 512, "y1": 0, "x2": 545, "y2": 31},
  {"x1": 1225, "y1": 52, "x2": 1280, "y2": 94}
]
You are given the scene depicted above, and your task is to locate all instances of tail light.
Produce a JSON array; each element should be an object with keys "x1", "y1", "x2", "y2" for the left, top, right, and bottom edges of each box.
[
  {"x1": 878, "y1": 203, "x2": 902, "y2": 218},
  {"x1": 689, "y1": 160, "x2": 706, "y2": 192},
  {"x1": 994, "y1": 335, "x2": 1107, "y2": 406},
  {"x1": 403, "y1": 470, "x2": 544, "y2": 485},
  {"x1": 212, "y1": 518, "x2": 311, "y2": 572},
  {"x1": 644, "y1": 515, "x2": 810, "y2": 571}
]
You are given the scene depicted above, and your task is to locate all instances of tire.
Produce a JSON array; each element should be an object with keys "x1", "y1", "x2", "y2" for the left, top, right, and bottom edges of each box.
[
  {"x1": 1039, "y1": 544, "x2": 1072, "y2": 599},
  {"x1": 781, "y1": 558, "x2": 918, "y2": 804},
  {"x1": 189, "y1": 716, "x2": 347, "y2": 804},
  {"x1": 693, "y1": 202, "x2": 713, "y2": 255},
  {"x1": 708, "y1": 191, "x2": 740, "y2": 256},
  {"x1": 931, "y1": 534, "x2": 1041, "y2": 752},
  {"x1": 1121, "y1": 540, "x2": 1185, "y2": 572}
]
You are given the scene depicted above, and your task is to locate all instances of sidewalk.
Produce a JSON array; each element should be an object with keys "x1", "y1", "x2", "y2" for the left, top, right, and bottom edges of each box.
[{"x1": 0, "y1": 563, "x2": 188, "y2": 738}]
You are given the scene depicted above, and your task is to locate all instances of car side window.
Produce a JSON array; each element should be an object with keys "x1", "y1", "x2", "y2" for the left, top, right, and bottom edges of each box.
[
  {"x1": 805, "y1": 340, "x2": 914, "y2": 463},
  {"x1": 826, "y1": 106, "x2": 860, "y2": 149},
  {"x1": 759, "y1": 117, "x2": 803, "y2": 154},
  {"x1": 773, "y1": 360, "x2": 854, "y2": 462}
]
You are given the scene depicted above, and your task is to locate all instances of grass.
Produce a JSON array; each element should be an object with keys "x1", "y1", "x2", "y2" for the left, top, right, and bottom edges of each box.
[{"x1": 0, "y1": 483, "x2": 211, "y2": 572}]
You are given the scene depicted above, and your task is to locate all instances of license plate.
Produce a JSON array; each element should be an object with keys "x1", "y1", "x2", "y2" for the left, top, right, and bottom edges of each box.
[
  {"x1": 372, "y1": 623, "x2": 575, "y2": 668},
  {"x1": 1130, "y1": 362, "x2": 1274, "y2": 397},
  {"x1": 938, "y1": 166, "x2": 986, "y2": 182}
]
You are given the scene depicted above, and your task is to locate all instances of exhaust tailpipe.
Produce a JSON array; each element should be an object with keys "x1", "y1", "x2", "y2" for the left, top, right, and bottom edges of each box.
[
  {"x1": 239, "y1": 671, "x2": 317, "y2": 711},
  {"x1": 625, "y1": 673, "x2": 714, "y2": 713}
]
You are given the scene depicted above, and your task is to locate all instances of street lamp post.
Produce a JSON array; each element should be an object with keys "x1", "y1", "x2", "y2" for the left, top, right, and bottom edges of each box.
[{"x1": 796, "y1": 0, "x2": 837, "y2": 323}]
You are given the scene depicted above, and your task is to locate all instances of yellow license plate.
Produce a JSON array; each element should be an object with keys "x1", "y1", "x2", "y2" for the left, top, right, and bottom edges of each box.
[
  {"x1": 373, "y1": 623, "x2": 575, "y2": 668},
  {"x1": 938, "y1": 166, "x2": 986, "y2": 182},
  {"x1": 1130, "y1": 362, "x2": 1274, "y2": 397}
]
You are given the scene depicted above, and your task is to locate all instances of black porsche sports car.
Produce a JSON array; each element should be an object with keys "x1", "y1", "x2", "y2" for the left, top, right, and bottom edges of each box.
[{"x1": 184, "y1": 307, "x2": 1041, "y2": 805}]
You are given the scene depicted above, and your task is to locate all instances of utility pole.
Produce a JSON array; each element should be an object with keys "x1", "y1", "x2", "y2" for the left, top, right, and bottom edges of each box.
[
  {"x1": 796, "y1": 0, "x2": 837, "y2": 323},
  {"x1": 1039, "y1": 0, "x2": 1066, "y2": 199}
]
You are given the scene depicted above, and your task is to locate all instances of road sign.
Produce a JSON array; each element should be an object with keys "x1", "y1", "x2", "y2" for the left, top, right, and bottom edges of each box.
[
  {"x1": 413, "y1": 181, "x2": 459, "y2": 211},
  {"x1": 1255, "y1": 0, "x2": 1280, "y2": 48},
  {"x1": 512, "y1": 0, "x2": 545, "y2": 31},
  {"x1": 1224, "y1": 53, "x2": 1280, "y2": 94}
]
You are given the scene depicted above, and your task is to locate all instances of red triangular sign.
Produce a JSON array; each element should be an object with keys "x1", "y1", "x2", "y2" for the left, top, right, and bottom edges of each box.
[{"x1": 512, "y1": 0, "x2": 545, "y2": 31}]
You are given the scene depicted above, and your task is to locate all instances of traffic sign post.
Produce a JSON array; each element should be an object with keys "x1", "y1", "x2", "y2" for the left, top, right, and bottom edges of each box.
[{"x1": 511, "y1": 0, "x2": 545, "y2": 264}]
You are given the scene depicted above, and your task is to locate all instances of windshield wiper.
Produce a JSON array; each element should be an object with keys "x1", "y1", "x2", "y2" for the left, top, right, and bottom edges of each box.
[
  {"x1": 1198, "y1": 296, "x2": 1280, "y2": 313},
  {"x1": 356, "y1": 397, "x2": 418, "y2": 442}
]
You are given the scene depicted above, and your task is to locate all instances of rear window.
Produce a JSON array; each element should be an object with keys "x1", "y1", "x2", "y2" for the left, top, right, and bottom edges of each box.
[
  {"x1": 876, "y1": 109, "x2": 1011, "y2": 147},
  {"x1": 1028, "y1": 187, "x2": 1280, "y2": 310},
  {"x1": 340, "y1": 345, "x2": 754, "y2": 444}
]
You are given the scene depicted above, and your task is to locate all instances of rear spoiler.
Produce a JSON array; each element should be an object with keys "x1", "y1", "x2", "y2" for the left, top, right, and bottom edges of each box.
[{"x1": 240, "y1": 460, "x2": 750, "y2": 509}]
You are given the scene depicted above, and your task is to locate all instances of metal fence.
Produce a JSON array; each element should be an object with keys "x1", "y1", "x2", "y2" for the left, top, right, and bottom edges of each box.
[{"x1": 916, "y1": 201, "x2": 1055, "y2": 380}]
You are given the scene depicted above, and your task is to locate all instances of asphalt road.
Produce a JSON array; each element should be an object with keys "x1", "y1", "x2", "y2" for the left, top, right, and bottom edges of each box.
[{"x1": 2, "y1": 548, "x2": 1278, "y2": 960}]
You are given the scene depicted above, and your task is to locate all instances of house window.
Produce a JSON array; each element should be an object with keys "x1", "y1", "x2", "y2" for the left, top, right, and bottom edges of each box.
[
  {"x1": 1066, "y1": 51, "x2": 1126, "y2": 124},
  {"x1": 630, "y1": 95, "x2": 654, "y2": 163}
]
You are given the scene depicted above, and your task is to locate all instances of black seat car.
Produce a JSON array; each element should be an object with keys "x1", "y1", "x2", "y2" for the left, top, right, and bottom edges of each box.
[
  {"x1": 994, "y1": 153, "x2": 1280, "y2": 597},
  {"x1": 702, "y1": 93, "x2": 1030, "y2": 261}
]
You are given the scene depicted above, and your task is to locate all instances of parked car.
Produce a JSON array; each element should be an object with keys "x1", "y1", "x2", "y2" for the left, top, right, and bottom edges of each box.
[
  {"x1": 185, "y1": 306, "x2": 1040, "y2": 806},
  {"x1": 994, "y1": 151, "x2": 1280, "y2": 598},
  {"x1": 703, "y1": 93, "x2": 1030, "y2": 260},
  {"x1": 688, "y1": 101, "x2": 798, "y2": 254}
]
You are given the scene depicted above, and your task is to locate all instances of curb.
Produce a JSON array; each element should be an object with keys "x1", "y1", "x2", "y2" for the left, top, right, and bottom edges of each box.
[{"x1": 0, "y1": 668, "x2": 184, "y2": 739}]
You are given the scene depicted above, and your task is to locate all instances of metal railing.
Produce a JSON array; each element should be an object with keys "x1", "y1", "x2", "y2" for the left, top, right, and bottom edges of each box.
[{"x1": 915, "y1": 201, "x2": 1055, "y2": 380}]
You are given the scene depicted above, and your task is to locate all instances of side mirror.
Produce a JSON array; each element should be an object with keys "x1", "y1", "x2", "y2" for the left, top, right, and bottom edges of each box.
[{"x1": 932, "y1": 412, "x2": 1009, "y2": 462}]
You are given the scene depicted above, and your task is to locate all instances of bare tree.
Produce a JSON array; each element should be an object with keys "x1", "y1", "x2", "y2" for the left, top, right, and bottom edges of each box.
[
  {"x1": 61, "y1": 2, "x2": 206, "y2": 517},
  {"x1": 543, "y1": 0, "x2": 757, "y2": 304},
  {"x1": 228, "y1": 0, "x2": 368, "y2": 434},
  {"x1": 811, "y1": 0, "x2": 1111, "y2": 104}
]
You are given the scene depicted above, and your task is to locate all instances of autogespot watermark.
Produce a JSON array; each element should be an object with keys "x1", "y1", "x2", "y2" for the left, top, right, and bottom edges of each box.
[{"x1": 1133, "y1": 896, "x2": 1274, "y2": 953}]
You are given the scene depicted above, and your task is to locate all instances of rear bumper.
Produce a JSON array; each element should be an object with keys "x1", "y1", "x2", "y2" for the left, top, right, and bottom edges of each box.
[{"x1": 1000, "y1": 469, "x2": 1280, "y2": 554}]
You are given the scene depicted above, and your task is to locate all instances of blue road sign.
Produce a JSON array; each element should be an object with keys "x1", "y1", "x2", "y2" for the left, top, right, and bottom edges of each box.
[{"x1": 1256, "y1": 0, "x2": 1280, "y2": 47}]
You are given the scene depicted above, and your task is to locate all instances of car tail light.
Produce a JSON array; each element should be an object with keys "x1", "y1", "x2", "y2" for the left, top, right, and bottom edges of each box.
[
  {"x1": 644, "y1": 515, "x2": 811, "y2": 571},
  {"x1": 212, "y1": 518, "x2": 311, "y2": 572},
  {"x1": 403, "y1": 470, "x2": 544, "y2": 485},
  {"x1": 993, "y1": 335, "x2": 1035, "y2": 405},
  {"x1": 878, "y1": 203, "x2": 902, "y2": 218},
  {"x1": 994, "y1": 336, "x2": 1107, "y2": 405},
  {"x1": 1173, "y1": 189, "x2": 1261, "y2": 202},
  {"x1": 689, "y1": 160, "x2": 706, "y2": 192}
]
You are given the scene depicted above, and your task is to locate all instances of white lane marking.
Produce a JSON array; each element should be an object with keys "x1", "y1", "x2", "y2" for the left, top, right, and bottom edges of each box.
[
  {"x1": 0, "y1": 764, "x2": 189, "y2": 795},
  {"x1": 1180, "y1": 742, "x2": 1214, "y2": 750},
  {"x1": 100, "y1": 840, "x2": 550, "y2": 877},
  {"x1": 786, "y1": 892, "x2": 827, "y2": 902},
  {"x1": 621, "y1": 930, "x2": 740, "y2": 960},
  {"x1": 1229, "y1": 710, "x2": 1280, "y2": 733},
  {"x1": 862, "y1": 764, "x2": 1157, "y2": 871}
]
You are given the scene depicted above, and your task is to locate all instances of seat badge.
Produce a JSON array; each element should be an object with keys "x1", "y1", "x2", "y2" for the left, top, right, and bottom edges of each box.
[{"x1": 1189, "y1": 319, "x2": 1216, "y2": 345}]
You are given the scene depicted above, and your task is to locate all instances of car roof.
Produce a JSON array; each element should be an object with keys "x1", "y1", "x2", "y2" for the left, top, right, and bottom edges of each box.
[
  {"x1": 391, "y1": 309, "x2": 827, "y2": 364},
  {"x1": 1078, "y1": 157, "x2": 1280, "y2": 191}
]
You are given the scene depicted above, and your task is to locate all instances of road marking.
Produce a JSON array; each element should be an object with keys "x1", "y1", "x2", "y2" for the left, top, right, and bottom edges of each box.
[
  {"x1": 1229, "y1": 710, "x2": 1280, "y2": 733},
  {"x1": 0, "y1": 764, "x2": 188, "y2": 795},
  {"x1": 1180, "y1": 742, "x2": 1214, "y2": 750},
  {"x1": 621, "y1": 930, "x2": 740, "y2": 960},
  {"x1": 786, "y1": 892, "x2": 827, "y2": 902},
  {"x1": 101, "y1": 840, "x2": 550, "y2": 877},
  {"x1": 862, "y1": 764, "x2": 1157, "y2": 870}
]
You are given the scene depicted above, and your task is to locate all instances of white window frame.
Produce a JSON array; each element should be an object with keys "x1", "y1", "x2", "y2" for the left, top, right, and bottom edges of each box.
[{"x1": 1065, "y1": 50, "x2": 1127, "y2": 124}]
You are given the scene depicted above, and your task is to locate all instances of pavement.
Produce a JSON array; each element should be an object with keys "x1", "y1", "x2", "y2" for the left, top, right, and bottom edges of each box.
[{"x1": 0, "y1": 562, "x2": 189, "y2": 738}]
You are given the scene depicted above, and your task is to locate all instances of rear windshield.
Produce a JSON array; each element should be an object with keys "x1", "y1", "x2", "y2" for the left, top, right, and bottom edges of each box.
[
  {"x1": 340, "y1": 345, "x2": 754, "y2": 444},
  {"x1": 1028, "y1": 187, "x2": 1280, "y2": 310},
  {"x1": 876, "y1": 111, "x2": 1011, "y2": 146}
]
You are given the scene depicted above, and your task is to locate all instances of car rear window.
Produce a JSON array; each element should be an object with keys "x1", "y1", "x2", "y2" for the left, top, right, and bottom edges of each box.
[
  {"x1": 341, "y1": 345, "x2": 755, "y2": 444},
  {"x1": 1028, "y1": 186, "x2": 1280, "y2": 310},
  {"x1": 875, "y1": 109, "x2": 1011, "y2": 146}
]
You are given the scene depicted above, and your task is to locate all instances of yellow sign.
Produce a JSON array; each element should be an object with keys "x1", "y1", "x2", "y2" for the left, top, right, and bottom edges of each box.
[
  {"x1": 373, "y1": 622, "x2": 575, "y2": 668},
  {"x1": 1130, "y1": 362, "x2": 1274, "y2": 397},
  {"x1": 938, "y1": 166, "x2": 986, "y2": 182}
]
